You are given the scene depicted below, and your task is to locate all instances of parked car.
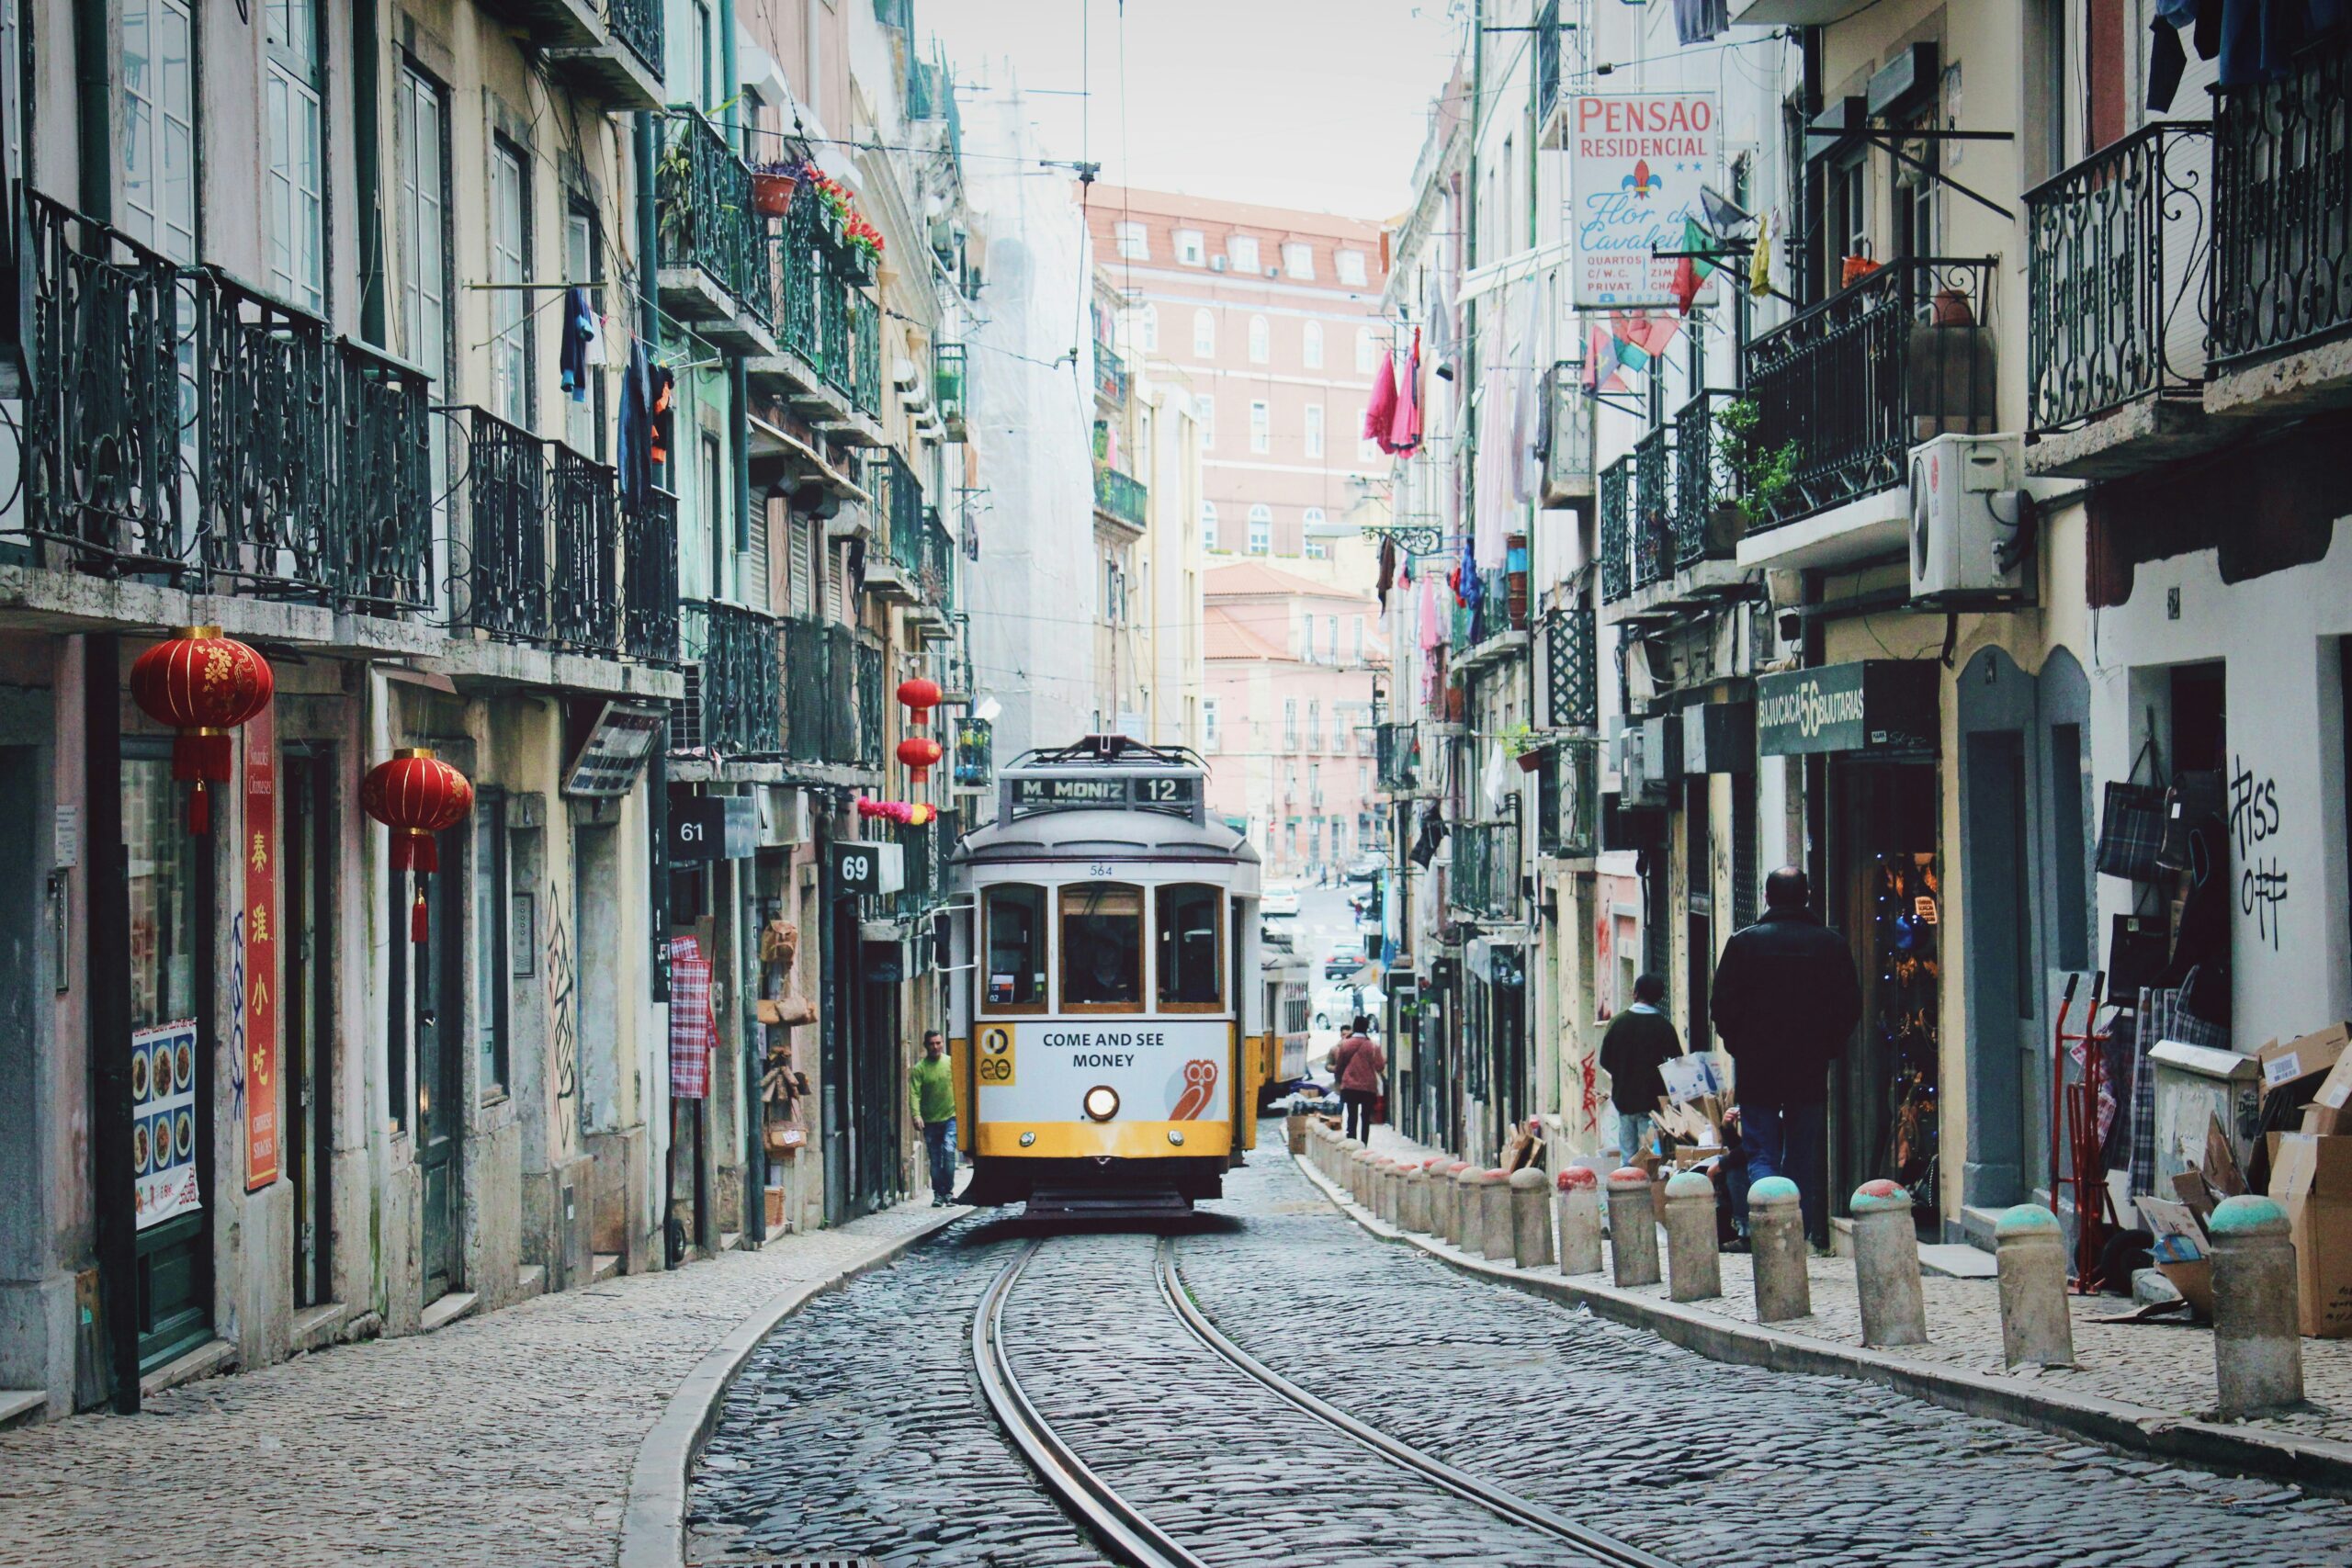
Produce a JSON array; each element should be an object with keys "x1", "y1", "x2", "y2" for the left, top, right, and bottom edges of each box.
[
  {"x1": 1312, "y1": 981, "x2": 1384, "y2": 1031},
  {"x1": 1343, "y1": 857, "x2": 1383, "y2": 884},
  {"x1": 1262, "y1": 882, "x2": 1301, "y2": 918},
  {"x1": 1325, "y1": 944, "x2": 1370, "y2": 979}
]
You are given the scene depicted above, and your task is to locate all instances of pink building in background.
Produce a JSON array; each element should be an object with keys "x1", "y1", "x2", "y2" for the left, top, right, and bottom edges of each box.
[
  {"x1": 1085, "y1": 188, "x2": 1388, "y2": 567},
  {"x1": 1199, "y1": 563, "x2": 1389, "y2": 880}
]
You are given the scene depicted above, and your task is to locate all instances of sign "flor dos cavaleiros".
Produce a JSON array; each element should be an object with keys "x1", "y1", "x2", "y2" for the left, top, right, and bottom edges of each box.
[{"x1": 1569, "y1": 92, "x2": 1718, "y2": 310}]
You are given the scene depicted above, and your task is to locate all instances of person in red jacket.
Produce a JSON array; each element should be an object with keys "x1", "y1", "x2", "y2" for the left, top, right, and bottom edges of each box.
[{"x1": 1331, "y1": 1017, "x2": 1386, "y2": 1143}]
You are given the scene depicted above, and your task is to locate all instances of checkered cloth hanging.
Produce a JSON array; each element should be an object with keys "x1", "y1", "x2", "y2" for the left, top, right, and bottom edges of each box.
[{"x1": 669, "y1": 936, "x2": 715, "y2": 1100}]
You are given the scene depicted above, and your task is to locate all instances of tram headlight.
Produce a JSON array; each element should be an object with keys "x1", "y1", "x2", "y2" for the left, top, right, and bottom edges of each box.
[
  {"x1": 1018, "y1": 1131, "x2": 1036, "y2": 1147},
  {"x1": 1167, "y1": 1129, "x2": 1185, "y2": 1146},
  {"x1": 1082, "y1": 1085, "x2": 1120, "y2": 1122}
]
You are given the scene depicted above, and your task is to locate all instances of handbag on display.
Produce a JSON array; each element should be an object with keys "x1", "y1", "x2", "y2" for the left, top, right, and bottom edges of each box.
[
  {"x1": 2095, "y1": 738, "x2": 2165, "y2": 882},
  {"x1": 2107, "y1": 913, "x2": 2171, "y2": 996},
  {"x1": 2157, "y1": 770, "x2": 2224, "y2": 872}
]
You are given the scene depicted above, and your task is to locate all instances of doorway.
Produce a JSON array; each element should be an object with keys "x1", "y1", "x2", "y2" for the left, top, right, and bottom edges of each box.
[
  {"x1": 1962, "y1": 729, "x2": 2032, "y2": 1209},
  {"x1": 125, "y1": 742, "x2": 213, "y2": 1371},
  {"x1": 281, "y1": 750, "x2": 335, "y2": 1309},
  {"x1": 400, "y1": 826, "x2": 465, "y2": 1305}
]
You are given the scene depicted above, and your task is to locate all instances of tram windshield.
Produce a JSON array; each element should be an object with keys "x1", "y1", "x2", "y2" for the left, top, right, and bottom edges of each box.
[
  {"x1": 1060, "y1": 884, "x2": 1144, "y2": 1009},
  {"x1": 983, "y1": 886, "x2": 1047, "y2": 1010},
  {"x1": 1156, "y1": 884, "x2": 1222, "y2": 1009}
]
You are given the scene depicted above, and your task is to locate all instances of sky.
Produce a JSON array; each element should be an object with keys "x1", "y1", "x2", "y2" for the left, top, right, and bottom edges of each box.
[{"x1": 922, "y1": 0, "x2": 1466, "y2": 223}]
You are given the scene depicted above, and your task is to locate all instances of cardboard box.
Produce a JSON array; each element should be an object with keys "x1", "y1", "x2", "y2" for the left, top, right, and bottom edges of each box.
[
  {"x1": 2260, "y1": 1024, "x2": 2352, "y2": 1099},
  {"x1": 763, "y1": 1187, "x2": 786, "y2": 1231},
  {"x1": 2304, "y1": 1050, "x2": 2352, "y2": 1136},
  {"x1": 2266, "y1": 1133, "x2": 2352, "y2": 1338}
]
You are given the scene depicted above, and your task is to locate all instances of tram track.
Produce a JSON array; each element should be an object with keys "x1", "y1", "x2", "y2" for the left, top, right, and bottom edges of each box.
[{"x1": 971, "y1": 1231, "x2": 1679, "y2": 1568}]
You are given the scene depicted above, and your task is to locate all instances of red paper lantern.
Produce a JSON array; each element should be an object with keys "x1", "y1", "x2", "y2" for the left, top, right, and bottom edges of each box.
[
  {"x1": 362, "y1": 748, "x2": 475, "y2": 942},
  {"x1": 897, "y1": 735, "x2": 943, "y2": 785},
  {"x1": 896, "y1": 677, "x2": 942, "y2": 728},
  {"x1": 129, "y1": 626, "x2": 274, "y2": 834}
]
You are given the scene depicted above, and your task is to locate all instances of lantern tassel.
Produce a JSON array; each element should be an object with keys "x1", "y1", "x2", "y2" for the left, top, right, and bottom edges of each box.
[
  {"x1": 413, "y1": 880, "x2": 430, "y2": 943},
  {"x1": 187, "y1": 779, "x2": 210, "y2": 836}
]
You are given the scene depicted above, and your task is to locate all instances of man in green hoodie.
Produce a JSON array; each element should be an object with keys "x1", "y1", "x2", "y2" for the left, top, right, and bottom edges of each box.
[{"x1": 909, "y1": 1030, "x2": 958, "y2": 1206}]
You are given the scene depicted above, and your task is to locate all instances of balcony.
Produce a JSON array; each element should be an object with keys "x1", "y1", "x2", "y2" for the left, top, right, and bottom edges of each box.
[
  {"x1": 20, "y1": 202, "x2": 437, "y2": 616},
  {"x1": 1598, "y1": 458, "x2": 1631, "y2": 604},
  {"x1": 2025, "y1": 122, "x2": 2222, "y2": 476},
  {"x1": 1541, "y1": 603, "x2": 1597, "y2": 732},
  {"x1": 780, "y1": 616, "x2": 881, "y2": 772},
  {"x1": 909, "y1": 506, "x2": 959, "y2": 637},
  {"x1": 861, "y1": 453, "x2": 922, "y2": 602},
  {"x1": 1449, "y1": 818, "x2": 1521, "y2": 922},
  {"x1": 880, "y1": 809, "x2": 956, "y2": 921},
  {"x1": 621, "y1": 489, "x2": 682, "y2": 662},
  {"x1": 1540, "y1": 363, "x2": 1596, "y2": 504},
  {"x1": 1630, "y1": 424, "x2": 1674, "y2": 593},
  {"x1": 512, "y1": 0, "x2": 663, "y2": 108},
  {"x1": 1093, "y1": 341, "x2": 1129, "y2": 407},
  {"x1": 1739, "y1": 256, "x2": 1996, "y2": 567},
  {"x1": 677, "y1": 600, "x2": 783, "y2": 759},
  {"x1": 751, "y1": 191, "x2": 884, "y2": 441},
  {"x1": 2209, "y1": 39, "x2": 2352, "y2": 415},
  {"x1": 1374, "y1": 722, "x2": 1420, "y2": 794},
  {"x1": 1093, "y1": 463, "x2": 1148, "y2": 532},
  {"x1": 655, "y1": 109, "x2": 775, "y2": 352},
  {"x1": 1588, "y1": 387, "x2": 1757, "y2": 618},
  {"x1": 935, "y1": 342, "x2": 967, "y2": 440}
]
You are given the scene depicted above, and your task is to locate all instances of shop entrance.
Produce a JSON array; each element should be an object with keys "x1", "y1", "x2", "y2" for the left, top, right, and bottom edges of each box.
[
  {"x1": 125, "y1": 743, "x2": 213, "y2": 1371},
  {"x1": 281, "y1": 749, "x2": 334, "y2": 1308},
  {"x1": 401, "y1": 826, "x2": 466, "y2": 1305},
  {"x1": 854, "y1": 941, "x2": 904, "y2": 1215}
]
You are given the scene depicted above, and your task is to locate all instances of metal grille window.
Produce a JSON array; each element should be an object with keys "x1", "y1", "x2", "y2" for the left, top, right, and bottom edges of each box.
[
  {"x1": 266, "y1": 0, "x2": 325, "y2": 311},
  {"x1": 489, "y1": 141, "x2": 531, "y2": 427},
  {"x1": 1543, "y1": 600, "x2": 1598, "y2": 731}
]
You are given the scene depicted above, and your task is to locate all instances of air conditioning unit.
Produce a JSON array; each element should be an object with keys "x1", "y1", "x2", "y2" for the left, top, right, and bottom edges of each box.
[{"x1": 1907, "y1": 434, "x2": 2032, "y2": 607}]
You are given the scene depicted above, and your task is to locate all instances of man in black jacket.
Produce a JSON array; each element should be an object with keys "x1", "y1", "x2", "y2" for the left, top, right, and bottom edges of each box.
[
  {"x1": 1710, "y1": 867, "x2": 1862, "y2": 1247},
  {"x1": 1599, "y1": 974, "x2": 1680, "y2": 1162}
]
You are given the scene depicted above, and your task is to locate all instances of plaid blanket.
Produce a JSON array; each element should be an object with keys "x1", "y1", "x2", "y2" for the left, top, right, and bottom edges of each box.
[
  {"x1": 2129, "y1": 984, "x2": 2230, "y2": 1195},
  {"x1": 669, "y1": 936, "x2": 715, "y2": 1100}
]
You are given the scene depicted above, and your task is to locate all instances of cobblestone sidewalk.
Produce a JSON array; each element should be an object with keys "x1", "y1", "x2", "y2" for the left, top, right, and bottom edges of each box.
[
  {"x1": 1347, "y1": 1124, "x2": 2352, "y2": 1465},
  {"x1": 0, "y1": 1203, "x2": 954, "y2": 1568}
]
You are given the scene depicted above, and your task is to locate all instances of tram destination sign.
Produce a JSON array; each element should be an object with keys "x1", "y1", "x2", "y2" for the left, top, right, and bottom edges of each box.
[{"x1": 1009, "y1": 773, "x2": 1200, "y2": 818}]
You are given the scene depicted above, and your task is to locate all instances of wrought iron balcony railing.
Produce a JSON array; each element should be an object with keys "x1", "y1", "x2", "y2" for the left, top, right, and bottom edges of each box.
[
  {"x1": 549, "y1": 444, "x2": 621, "y2": 654},
  {"x1": 1670, "y1": 388, "x2": 1744, "y2": 570},
  {"x1": 854, "y1": 636, "x2": 884, "y2": 761},
  {"x1": 876, "y1": 449, "x2": 924, "y2": 568},
  {"x1": 1741, "y1": 255, "x2": 1997, "y2": 531},
  {"x1": 781, "y1": 616, "x2": 881, "y2": 767},
  {"x1": 457, "y1": 409, "x2": 628, "y2": 654},
  {"x1": 1631, "y1": 423, "x2": 1673, "y2": 592},
  {"x1": 935, "y1": 341, "x2": 967, "y2": 437},
  {"x1": 460, "y1": 407, "x2": 552, "y2": 643},
  {"x1": 605, "y1": 0, "x2": 663, "y2": 76},
  {"x1": 854, "y1": 291, "x2": 882, "y2": 417},
  {"x1": 1374, "y1": 721, "x2": 1419, "y2": 793},
  {"x1": 680, "y1": 599, "x2": 783, "y2": 758},
  {"x1": 1542, "y1": 601, "x2": 1598, "y2": 732},
  {"x1": 2027, "y1": 120, "x2": 2214, "y2": 432},
  {"x1": 657, "y1": 108, "x2": 771, "y2": 326},
  {"x1": 820, "y1": 265, "x2": 854, "y2": 399},
  {"x1": 1598, "y1": 457, "x2": 1631, "y2": 604},
  {"x1": 2211, "y1": 39, "x2": 2352, "y2": 371},
  {"x1": 1450, "y1": 818, "x2": 1522, "y2": 922},
  {"x1": 775, "y1": 192, "x2": 827, "y2": 367},
  {"x1": 881, "y1": 809, "x2": 955, "y2": 920},
  {"x1": 1093, "y1": 341, "x2": 1129, "y2": 406},
  {"x1": 917, "y1": 507, "x2": 958, "y2": 612},
  {"x1": 1093, "y1": 463, "x2": 1148, "y2": 529},
  {"x1": 621, "y1": 488, "x2": 681, "y2": 662},
  {"x1": 1555, "y1": 735, "x2": 1601, "y2": 860},
  {"x1": 22, "y1": 197, "x2": 435, "y2": 614}
]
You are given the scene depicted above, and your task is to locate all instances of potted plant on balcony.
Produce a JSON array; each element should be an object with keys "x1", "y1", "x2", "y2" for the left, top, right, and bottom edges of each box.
[
  {"x1": 842, "y1": 214, "x2": 884, "y2": 285},
  {"x1": 751, "y1": 161, "x2": 800, "y2": 218},
  {"x1": 1501, "y1": 722, "x2": 1550, "y2": 773},
  {"x1": 1710, "y1": 395, "x2": 1800, "y2": 542}
]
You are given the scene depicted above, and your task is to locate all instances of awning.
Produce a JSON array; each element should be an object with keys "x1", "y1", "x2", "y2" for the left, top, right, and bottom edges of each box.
[
  {"x1": 1756, "y1": 660, "x2": 1937, "y2": 758},
  {"x1": 747, "y1": 413, "x2": 868, "y2": 502}
]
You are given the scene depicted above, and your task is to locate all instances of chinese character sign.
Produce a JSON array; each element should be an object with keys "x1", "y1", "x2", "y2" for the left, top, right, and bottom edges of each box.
[
  {"x1": 243, "y1": 711, "x2": 280, "y2": 1190},
  {"x1": 1569, "y1": 93, "x2": 1719, "y2": 310}
]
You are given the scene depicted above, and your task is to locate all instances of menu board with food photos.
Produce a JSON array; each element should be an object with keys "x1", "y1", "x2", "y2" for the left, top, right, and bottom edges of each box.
[{"x1": 132, "y1": 1019, "x2": 202, "y2": 1231}]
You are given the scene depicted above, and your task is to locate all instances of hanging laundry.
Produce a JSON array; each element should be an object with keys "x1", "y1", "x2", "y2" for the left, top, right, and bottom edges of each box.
[
  {"x1": 617, "y1": 339, "x2": 652, "y2": 506},
  {"x1": 668, "y1": 936, "x2": 716, "y2": 1100},
  {"x1": 1418, "y1": 571, "x2": 1442, "y2": 652},
  {"x1": 1376, "y1": 535, "x2": 1397, "y2": 608},
  {"x1": 1509, "y1": 279, "x2": 1546, "y2": 507},
  {"x1": 1674, "y1": 0, "x2": 1728, "y2": 46},
  {"x1": 2148, "y1": 13, "x2": 2190, "y2": 110},
  {"x1": 586, "y1": 310, "x2": 614, "y2": 367},
  {"x1": 1473, "y1": 351, "x2": 1513, "y2": 570},
  {"x1": 1749, "y1": 220, "x2": 1774, "y2": 300},
  {"x1": 1388, "y1": 328, "x2": 1423, "y2": 456},
  {"x1": 1364, "y1": 349, "x2": 1399, "y2": 451},
  {"x1": 650, "y1": 363, "x2": 676, "y2": 479},
  {"x1": 1429, "y1": 265, "x2": 1457, "y2": 381},
  {"x1": 560, "y1": 288, "x2": 597, "y2": 403}
]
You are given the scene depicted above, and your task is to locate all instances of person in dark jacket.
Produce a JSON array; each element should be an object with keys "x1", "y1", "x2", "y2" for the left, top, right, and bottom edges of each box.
[
  {"x1": 1599, "y1": 974, "x2": 1680, "y2": 1162},
  {"x1": 1332, "y1": 1017, "x2": 1385, "y2": 1142},
  {"x1": 1710, "y1": 867, "x2": 1862, "y2": 1247}
]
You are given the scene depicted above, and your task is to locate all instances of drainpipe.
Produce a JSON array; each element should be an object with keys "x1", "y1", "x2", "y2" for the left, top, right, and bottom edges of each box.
[{"x1": 637, "y1": 110, "x2": 671, "y2": 1016}]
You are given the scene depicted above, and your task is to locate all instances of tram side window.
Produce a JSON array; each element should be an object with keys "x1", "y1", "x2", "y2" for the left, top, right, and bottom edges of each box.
[
  {"x1": 983, "y1": 886, "x2": 1047, "y2": 1012},
  {"x1": 1060, "y1": 883, "x2": 1144, "y2": 1010},
  {"x1": 1156, "y1": 884, "x2": 1223, "y2": 1009}
]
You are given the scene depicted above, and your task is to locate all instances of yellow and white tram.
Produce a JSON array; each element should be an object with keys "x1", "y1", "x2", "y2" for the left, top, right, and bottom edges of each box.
[{"x1": 948, "y1": 737, "x2": 1263, "y2": 1214}]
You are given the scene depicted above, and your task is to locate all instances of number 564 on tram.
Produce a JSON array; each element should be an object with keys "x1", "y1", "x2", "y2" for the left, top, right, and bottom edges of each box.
[{"x1": 944, "y1": 738, "x2": 1268, "y2": 1216}]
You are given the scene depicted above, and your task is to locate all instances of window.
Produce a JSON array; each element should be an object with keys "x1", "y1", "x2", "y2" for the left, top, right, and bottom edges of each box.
[
  {"x1": 1249, "y1": 504, "x2": 1272, "y2": 555},
  {"x1": 1195, "y1": 392, "x2": 1216, "y2": 449},
  {"x1": 1283, "y1": 242, "x2": 1315, "y2": 279},
  {"x1": 1306, "y1": 538, "x2": 1327, "y2": 560},
  {"x1": 1202, "y1": 697, "x2": 1221, "y2": 750},
  {"x1": 1337, "y1": 249, "x2": 1368, "y2": 286},
  {"x1": 1326, "y1": 615, "x2": 1339, "y2": 659},
  {"x1": 1355, "y1": 327, "x2": 1381, "y2": 374},
  {"x1": 1193, "y1": 309, "x2": 1216, "y2": 357},
  {"x1": 1136, "y1": 304, "x2": 1159, "y2": 354},
  {"x1": 981, "y1": 886, "x2": 1047, "y2": 1012},
  {"x1": 120, "y1": 0, "x2": 195, "y2": 262},
  {"x1": 1200, "y1": 501, "x2": 1218, "y2": 550},
  {"x1": 1060, "y1": 884, "x2": 1144, "y2": 1010},
  {"x1": 1303, "y1": 505, "x2": 1325, "y2": 534},
  {"x1": 1301, "y1": 320, "x2": 1323, "y2": 368},
  {"x1": 1250, "y1": 400, "x2": 1270, "y2": 454},
  {"x1": 1227, "y1": 233, "x2": 1261, "y2": 272},
  {"x1": 489, "y1": 141, "x2": 531, "y2": 426},
  {"x1": 1351, "y1": 615, "x2": 1364, "y2": 661},
  {"x1": 266, "y1": 0, "x2": 325, "y2": 311},
  {"x1": 1157, "y1": 885, "x2": 1224, "y2": 1009},
  {"x1": 701, "y1": 433, "x2": 725, "y2": 593},
  {"x1": 1114, "y1": 220, "x2": 1148, "y2": 260},
  {"x1": 693, "y1": 0, "x2": 716, "y2": 108},
  {"x1": 474, "y1": 796, "x2": 510, "y2": 1095},
  {"x1": 565, "y1": 207, "x2": 605, "y2": 458},
  {"x1": 1248, "y1": 314, "x2": 1271, "y2": 364},
  {"x1": 1307, "y1": 700, "x2": 1321, "y2": 748},
  {"x1": 1304, "y1": 506, "x2": 1326, "y2": 559},
  {"x1": 1303, "y1": 404, "x2": 1324, "y2": 458},
  {"x1": 1283, "y1": 697, "x2": 1299, "y2": 748},
  {"x1": 1176, "y1": 229, "x2": 1205, "y2": 265}
]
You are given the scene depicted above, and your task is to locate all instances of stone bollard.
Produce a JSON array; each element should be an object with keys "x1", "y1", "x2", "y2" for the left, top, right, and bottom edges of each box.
[
  {"x1": 1510, "y1": 1168, "x2": 1555, "y2": 1269},
  {"x1": 2210, "y1": 1195, "x2": 2304, "y2": 1416},
  {"x1": 1336, "y1": 1138, "x2": 1363, "y2": 1201},
  {"x1": 1605, "y1": 1168, "x2": 1662, "y2": 1287},
  {"x1": 1477, "y1": 1168, "x2": 1514, "y2": 1260},
  {"x1": 1380, "y1": 1160, "x2": 1404, "y2": 1225},
  {"x1": 1663, "y1": 1170, "x2": 1723, "y2": 1303},
  {"x1": 1747, "y1": 1177, "x2": 1812, "y2": 1323},
  {"x1": 1849, "y1": 1179, "x2": 1928, "y2": 1348},
  {"x1": 1555, "y1": 1168, "x2": 1604, "y2": 1276},
  {"x1": 1402, "y1": 1163, "x2": 1430, "y2": 1233},
  {"x1": 1448, "y1": 1163, "x2": 1479, "y2": 1247},
  {"x1": 1352, "y1": 1147, "x2": 1375, "y2": 1207},
  {"x1": 1994, "y1": 1204, "x2": 2075, "y2": 1369}
]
